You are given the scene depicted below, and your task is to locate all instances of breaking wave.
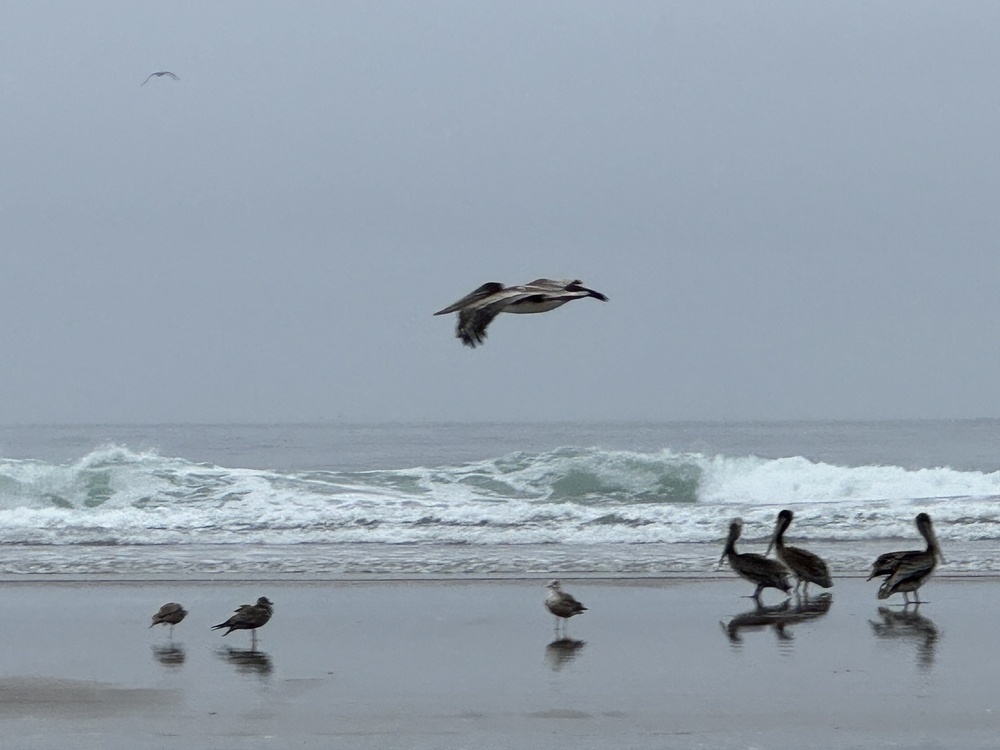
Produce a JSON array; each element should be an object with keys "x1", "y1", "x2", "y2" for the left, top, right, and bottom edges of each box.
[{"x1": 0, "y1": 445, "x2": 998, "y2": 551}]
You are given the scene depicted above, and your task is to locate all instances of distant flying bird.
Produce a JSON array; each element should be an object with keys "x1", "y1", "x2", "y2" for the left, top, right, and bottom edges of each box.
[
  {"x1": 149, "y1": 602, "x2": 187, "y2": 635},
  {"x1": 212, "y1": 597, "x2": 274, "y2": 647},
  {"x1": 544, "y1": 579, "x2": 588, "y2": 632},
  {"x1": 434, "y1": 278, "x2": 608, "y2": 348},
  {"x1": 719, "y1": 518, "x2": 792, "y2": 602},
  {"x1": 766, "y1": 509, "x2": 833, "y2": 596},
  {"x1": 141, "y1": 71, "x2": 180, "y2": 86},
  {"x1": 868, "y1": 513, "x2": 943, "y2": 605}
]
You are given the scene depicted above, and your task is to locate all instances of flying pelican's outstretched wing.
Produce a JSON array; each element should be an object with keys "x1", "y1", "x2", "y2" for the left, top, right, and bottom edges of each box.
[
  {"x1": 142, "y1": 71, "x2": 180, "y2": 86},
  {"x1": 454, "y1": 287, "x2": 551, "y2": 347}
]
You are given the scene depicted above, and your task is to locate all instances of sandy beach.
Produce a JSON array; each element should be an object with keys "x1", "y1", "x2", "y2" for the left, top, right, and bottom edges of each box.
[{"x1": 0, "y1": 575, "x2": 996, "y2": 749}]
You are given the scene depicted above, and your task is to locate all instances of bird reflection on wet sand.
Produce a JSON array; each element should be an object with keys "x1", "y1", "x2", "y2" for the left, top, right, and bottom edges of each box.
[
  {"x1": 721, "y1": 593, "x2": 833, "y2": 645},
  {"x1": 545, "y1": 637, "x2": 587, "y2": 671},
  {"x1": 151, "y1": 643, "x2": 186, "y2": 667},
  {"x1": 868, "y1": 606, "x2": 940, "y2": 670},
  {"x1": 217, "y1": 647, "x2": 273, "y2": 677}
]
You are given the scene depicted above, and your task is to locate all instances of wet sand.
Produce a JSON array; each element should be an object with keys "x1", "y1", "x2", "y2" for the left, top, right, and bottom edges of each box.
[{"x1": 0, "y1": 576, "x2": 996, "y2": 749}]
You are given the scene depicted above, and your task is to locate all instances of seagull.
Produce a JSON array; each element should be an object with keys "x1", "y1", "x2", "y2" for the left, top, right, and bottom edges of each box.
[
  {"x1": 434, "y1": 278, "x2": 608, "y2": 347},
  {"x1": 141, "y1": 71, "x2": 180, "y2": 86},
  {"x1": 544, "y1": 580, "x2": 587, "y2": 633},
  {"x1": 211, "y1": 597, "x2": 273, "y2": 647},
  {"x1": 149, "y1": 602, "x2": 187, "y2": 635}
]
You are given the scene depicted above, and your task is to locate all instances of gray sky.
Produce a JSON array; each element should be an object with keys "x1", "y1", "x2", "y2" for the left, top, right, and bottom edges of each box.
[{"x1": 3, "y1": 1, "x2": 1000, "y2": 423}]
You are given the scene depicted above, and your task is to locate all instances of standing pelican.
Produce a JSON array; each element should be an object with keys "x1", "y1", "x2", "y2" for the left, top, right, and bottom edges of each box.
[
  {"x1": 434, "y1": 279, "x2": 608, "y2": 347},
  {"x1": 141, "y1": 71, "x2": 180, "y2": 86},
  {"x1": 719, "y1": 518, "x2": 792, "y2": 602},
  {"x1": 211, "y1": 597, "x2": 273, "y2": 647},
  {"x1": 149, "y1": 602, "x2": 187, "y2": 635},
  {"x1": 868, "y1": 513, "x2": 943, "y2": 604},
  {"x1": 545, "y1": 580, "x2": 587, "y2": 632},
  {"x1": 766, "y1": 509, "x2": 833, "y2": 596}
]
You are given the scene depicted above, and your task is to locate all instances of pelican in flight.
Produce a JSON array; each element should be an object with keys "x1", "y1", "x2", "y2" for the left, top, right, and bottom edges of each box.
[
  {"x1": 766, "y1": 509, "x2": 833, "y2": 596},
  {"x1": 544, "y1": 580, "x2": 587, "y2": 633},
  {"x1": 434, "y1": 279, "x2": 608, "y2": 347},
  {"x1": 868, "y1": 513, "x2": 943, "y2": 605},
  {"x1": 141, "y1": 71, "x2": 180, "y2": 86},
  {"x1": 719, "y1": 518, "x2": 792, "y2": 602}
]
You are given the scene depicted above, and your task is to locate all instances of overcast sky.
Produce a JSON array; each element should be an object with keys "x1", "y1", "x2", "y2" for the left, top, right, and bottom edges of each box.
[{"x1": 3, "y1": 1, "x2": 1000, "y2": 424}]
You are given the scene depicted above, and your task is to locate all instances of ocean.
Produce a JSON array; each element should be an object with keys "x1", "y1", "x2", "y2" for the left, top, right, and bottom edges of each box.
[{"x1": 0, "y1": 421, "x2": 996, "y2": 578}]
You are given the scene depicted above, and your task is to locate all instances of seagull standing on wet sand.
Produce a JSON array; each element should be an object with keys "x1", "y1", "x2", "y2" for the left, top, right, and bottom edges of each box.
[
  {"x1": 434, "y1": 279, "x2": 608, "y2": 348},
  {"x1": 149, "y1": 602, "x2": 187, "y2": 635},
  {"x1": 141, "y1": 71, "x2": 180, "y2": 86},
  {"x1": 211, "y1": 597, "x2": 273, "y2": 647},
  {"x1": 545, "y1": 580, "x2": 587, "y2": 633}
]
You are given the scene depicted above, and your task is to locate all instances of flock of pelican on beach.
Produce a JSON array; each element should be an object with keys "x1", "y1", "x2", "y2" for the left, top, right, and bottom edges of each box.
[{"x1": 721, "y1": 510, "x2": 943, "y2": 606}]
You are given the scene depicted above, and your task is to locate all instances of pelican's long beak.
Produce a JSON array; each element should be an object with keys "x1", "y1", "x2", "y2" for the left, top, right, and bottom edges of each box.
[
  {"x1": 582, "y1": 287, "x2": 609, "y2": 301},
  {"x1": 766, "y1": 522, "x2": 781, "y2": 557},
  {"x1": 929, "y1": 527, "x2": 946, "y2": 564},
  {"x1": 565, "y1": 281, "x2": 608, "y2": 301},
  {"x1": 716, "y1": 552, "x2": 727, "y2": 571}
]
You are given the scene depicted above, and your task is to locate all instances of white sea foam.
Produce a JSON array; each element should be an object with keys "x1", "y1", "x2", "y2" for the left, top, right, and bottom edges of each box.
[{"x1": 0, "y1": 445, "x2": 997, "y2": 573}]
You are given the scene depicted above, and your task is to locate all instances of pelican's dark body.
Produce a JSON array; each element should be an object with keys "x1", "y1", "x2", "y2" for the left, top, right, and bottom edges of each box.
[
  {"x1": 721, "y1": 519, "x2": 792, "y2": 602},
  {"x1": 767, "y1": 509, "x2": 833, "y2": 595},
  {"x1": 869, "y1": 513, "x2": 942, "y2": 604}
]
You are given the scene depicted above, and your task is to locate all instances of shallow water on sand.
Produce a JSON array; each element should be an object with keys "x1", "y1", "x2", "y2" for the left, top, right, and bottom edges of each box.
[{"x1": 0, "y1": 577, "x2": 996, "y2": 749}]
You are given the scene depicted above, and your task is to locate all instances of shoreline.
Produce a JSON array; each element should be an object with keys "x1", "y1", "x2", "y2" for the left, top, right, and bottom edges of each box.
[
  {"x1": 0, "y1": 570, "x2": 990, "y2": 583},
  {"x1": 0, "y1": 576, "x2": 996, "y2": 749}
]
